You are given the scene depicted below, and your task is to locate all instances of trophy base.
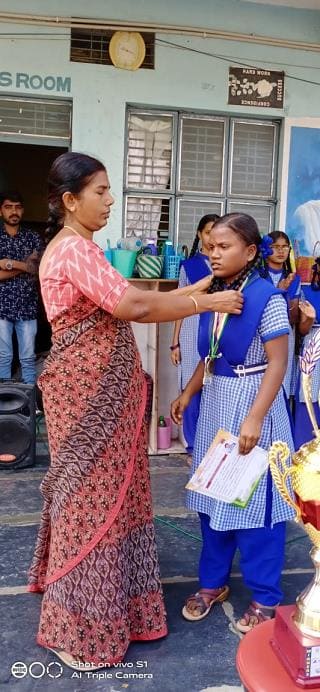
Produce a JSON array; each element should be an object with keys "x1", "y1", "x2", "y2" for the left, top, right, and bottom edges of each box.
[{"x1": 271, "y1": 605, "x2": 320, "y2": 688}]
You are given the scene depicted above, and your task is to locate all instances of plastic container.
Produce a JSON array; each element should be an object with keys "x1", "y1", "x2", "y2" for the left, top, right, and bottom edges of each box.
[
  {"x1": 163, "y1": 255, "x2": 181, "y2": 279},
  {"x1": 104, "y1": 249, "x2": 113, "y2": 264},
  {"x1": 126, "y1": 237, "x2": 142, "y2": 251},
  {"x1": 142, "y1": 237, "x2": 158, "y2": 255},
  {"x1": 112, "y1": 249, "x2": 137, "y2": 278},
  {"x1": 136, "y1": 254, "x2": 164, "y2": 279},
  {"x1": 157, "y1": 417, "x2": 172, "y2": 450},
  {"x1": 163, "y1": 240, "x2": 175, "y2": 257}
]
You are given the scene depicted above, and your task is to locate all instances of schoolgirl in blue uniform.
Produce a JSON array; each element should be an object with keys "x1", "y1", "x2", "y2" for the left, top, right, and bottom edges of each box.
[
  {"x1": 263, "y1": 231, "x2": 301, "y2": 399},
  {"x1": 294, "y1": 259, "x2": 320, "y2": 448},
  {"x1": 171, "y1": 213, "x2": 295, "y2": 633},
  {"x1": 171, "y1": 214, "x2": 219, "y2": 453}
]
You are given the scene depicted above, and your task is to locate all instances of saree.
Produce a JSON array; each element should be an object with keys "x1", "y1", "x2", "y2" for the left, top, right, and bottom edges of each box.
[{"x1": 28, "y1": 239, "x2": 167, "y2": 666}]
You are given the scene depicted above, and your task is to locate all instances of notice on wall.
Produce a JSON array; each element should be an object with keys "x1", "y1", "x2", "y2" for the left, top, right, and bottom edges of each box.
[{"x1": 228, "y1": 67, "x2": 284, "y2": 109}]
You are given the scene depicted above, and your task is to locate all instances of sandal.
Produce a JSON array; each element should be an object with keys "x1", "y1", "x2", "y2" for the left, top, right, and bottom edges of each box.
[
  {"x1": 182, "y1": 585, "x2": 230, "y2": 622},
  {"x1": 48, "y1": 648, "x2": 102, "y2": 671},
  {"x1": 236, "y1": 601, "x2": 277, "y2": 634}
]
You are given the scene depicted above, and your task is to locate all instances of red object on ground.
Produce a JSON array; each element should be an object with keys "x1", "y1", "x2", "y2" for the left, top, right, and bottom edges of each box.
[{"x1": 236, "y1": 618, "x2": 320, "y2": 691}]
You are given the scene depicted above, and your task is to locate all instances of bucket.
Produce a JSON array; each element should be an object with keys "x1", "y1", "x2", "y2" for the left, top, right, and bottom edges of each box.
[
  {"x1": 157, "y1": 417, "x2": 172, "y2": 450},
  {"x1": 136, "y1": 254, "x2": 164, "y2": 279},
  {"x1": 112, "y1": 249, "x2": 137, "y2": 278}
]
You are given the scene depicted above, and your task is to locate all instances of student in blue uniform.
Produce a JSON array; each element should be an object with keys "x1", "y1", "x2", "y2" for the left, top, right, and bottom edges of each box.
[
  {"x1": 263, "y1": 231, "x2": 300, "y2": 399},
  {"x1": 170, "y1": 214, "x2": 219, "y2": 453},
  {"x1": 171, "y1": 213, "x2": 295, "y2": 633},
  {"x1": 293, "y1": 259, "x2": 320, "y2": 448}
]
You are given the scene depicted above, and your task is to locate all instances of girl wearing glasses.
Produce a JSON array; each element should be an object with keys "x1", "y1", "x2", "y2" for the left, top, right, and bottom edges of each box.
[
  {"x1": 264, "y1": 232, "x2": 316, "y2": 447},
  {"x1": 263, "y1": 231, "x2": 300, "y2": 400}
]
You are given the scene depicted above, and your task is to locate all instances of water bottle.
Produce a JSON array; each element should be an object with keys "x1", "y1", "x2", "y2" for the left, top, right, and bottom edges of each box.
[
  {"x1": 157, "y1": 415, "x2": 171, "y2": 449},
  {"x1": 158, "y1": 415, "x2": 167, "y2": 427}
]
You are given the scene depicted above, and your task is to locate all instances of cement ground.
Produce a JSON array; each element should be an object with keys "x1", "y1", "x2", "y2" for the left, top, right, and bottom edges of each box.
[{"x1": 0, "y1": 420, "x2": 312, "y2": 691}]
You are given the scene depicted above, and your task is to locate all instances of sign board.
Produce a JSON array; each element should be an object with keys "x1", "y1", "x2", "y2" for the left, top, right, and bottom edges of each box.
[
  {"x1": 0, "y1": 71, "x2": 71, "y2": 93},
  {"x1": 228, "y1": 67, "x2": 284, "y2": 109}
]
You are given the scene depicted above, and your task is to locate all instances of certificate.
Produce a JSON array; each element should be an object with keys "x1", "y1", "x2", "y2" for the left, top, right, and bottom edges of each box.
[{"x1": 186, "y1": 429, "x2": 269, "y2": 508}]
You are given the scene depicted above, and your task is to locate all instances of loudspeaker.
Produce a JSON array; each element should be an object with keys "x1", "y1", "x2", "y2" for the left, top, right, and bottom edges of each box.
[{"x1": 0, "y1": 381, "x2": 36, "y2": 469}]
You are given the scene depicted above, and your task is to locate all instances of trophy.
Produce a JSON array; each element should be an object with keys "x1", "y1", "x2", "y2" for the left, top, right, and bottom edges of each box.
[{"x1": 268, "y1": 328, "x2": 320, "y2": 688}]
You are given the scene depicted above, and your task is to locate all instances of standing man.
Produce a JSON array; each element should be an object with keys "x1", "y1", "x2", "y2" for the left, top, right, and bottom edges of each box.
[{"x1": 0, "y1": 191, "x2": 43, "y2": 384}]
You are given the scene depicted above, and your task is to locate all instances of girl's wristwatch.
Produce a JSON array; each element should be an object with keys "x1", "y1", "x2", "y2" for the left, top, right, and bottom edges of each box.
[{"x1": 5, "y1": 260, "x2": 13, "y2": 270}]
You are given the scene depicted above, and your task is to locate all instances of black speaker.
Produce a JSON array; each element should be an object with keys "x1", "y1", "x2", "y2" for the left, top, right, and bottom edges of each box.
[{"x1": 0, "y1": 382, "x2": 36, "y2": 469}]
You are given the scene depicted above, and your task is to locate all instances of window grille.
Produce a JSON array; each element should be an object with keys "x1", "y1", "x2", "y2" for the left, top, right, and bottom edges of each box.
[
  {"x1": 227, "y1": 201, "x2": 274, "y2": 233},
  {"x1": 229, "y1": 120, "x2": 277, "y2": 198},
  {"x1": 125, "y1": 195, "x2": 171, "y2": 238},
  {"x1": 178, "y1": 117, "x2": 226, "y2": 194},
  {"x1": 124, "y1": 108, "x2": 279, "y2": 245},
  {"x1": 176, "y1": 199, "x2": 224, "y2": 248},
  {"x1": 126, "y1": 113, "x2": 173, "y2": 191},
  {"x1": 0, "y1": 97, "x2": 71, "y2": 141}
]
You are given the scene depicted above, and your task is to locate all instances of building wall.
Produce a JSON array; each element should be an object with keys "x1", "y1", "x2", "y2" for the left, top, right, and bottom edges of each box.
[{"x1": 1, "y1": 1, "x2": 320, "y2": 245}]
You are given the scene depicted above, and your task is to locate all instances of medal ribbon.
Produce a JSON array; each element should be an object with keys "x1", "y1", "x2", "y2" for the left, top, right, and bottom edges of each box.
[{"x1": 208, "y1": 275, "x2": 251, "y2": 361}]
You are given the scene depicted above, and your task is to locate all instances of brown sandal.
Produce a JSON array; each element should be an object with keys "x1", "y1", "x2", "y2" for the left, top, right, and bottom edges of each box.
[
  {"x1": 236, "y1": 601, "x2": 277, "y2": 634},
  {"x1": 182, "y1": 586, "x2": 230, "y2": 622}
]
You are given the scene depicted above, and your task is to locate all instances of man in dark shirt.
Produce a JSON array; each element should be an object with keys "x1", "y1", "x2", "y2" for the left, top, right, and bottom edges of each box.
[{"x1": 0, "y1": 191, "x2": 43, "y2": 384}]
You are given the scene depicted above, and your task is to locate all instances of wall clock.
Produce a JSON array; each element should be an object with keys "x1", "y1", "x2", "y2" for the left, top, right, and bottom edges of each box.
[{"x1": 109, "y1": 31, "x2": 146, "y2": 71}]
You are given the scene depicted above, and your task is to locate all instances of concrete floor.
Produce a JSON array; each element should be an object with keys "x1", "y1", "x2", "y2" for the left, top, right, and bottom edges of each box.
[{"x1": 0, "y1": 421, "x2": 313, "y2": 691}]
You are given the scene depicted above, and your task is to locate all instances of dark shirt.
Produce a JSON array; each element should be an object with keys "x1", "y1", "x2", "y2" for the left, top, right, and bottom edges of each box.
[{"x1": 0, "y1": 223, "x2": 44, "y2": 321}]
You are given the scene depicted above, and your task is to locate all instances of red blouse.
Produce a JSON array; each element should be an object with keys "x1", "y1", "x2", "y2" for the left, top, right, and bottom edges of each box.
[{"x1": 40, "y1": 236, "x2": 129, "y2": 322}]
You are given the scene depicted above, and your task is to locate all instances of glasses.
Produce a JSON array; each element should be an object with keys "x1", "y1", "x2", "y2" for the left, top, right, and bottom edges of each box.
[{"x1": 271, "y1": 244, "x2": 290, "y2": 251}]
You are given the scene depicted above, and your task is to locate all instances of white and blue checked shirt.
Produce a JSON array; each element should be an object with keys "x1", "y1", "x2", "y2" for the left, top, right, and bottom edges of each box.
[{"x1": 187, "y1": 293, "x2": 296, "y2": 530}]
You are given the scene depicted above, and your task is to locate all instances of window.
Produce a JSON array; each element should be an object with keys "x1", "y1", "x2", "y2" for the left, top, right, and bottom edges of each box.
[
  {"x1": 178, "y1": 117, "x2": 226, "y2": 194},
  {"x1": 0, "y1": 96, "x2": 72, "y2": 146},
  {"x1": 124, "y1": 108, "x2": 279, "y2": 247}
]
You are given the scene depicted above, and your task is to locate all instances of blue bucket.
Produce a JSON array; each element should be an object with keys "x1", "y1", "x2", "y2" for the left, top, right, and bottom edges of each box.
[{"x1": 112, "y1": 249, "x2": 137, "y2": 278}]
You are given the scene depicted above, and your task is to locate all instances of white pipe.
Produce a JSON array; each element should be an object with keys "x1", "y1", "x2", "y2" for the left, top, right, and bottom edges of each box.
[{"x1": 0, "y1": 11, "x2": 320, "y2": 53}]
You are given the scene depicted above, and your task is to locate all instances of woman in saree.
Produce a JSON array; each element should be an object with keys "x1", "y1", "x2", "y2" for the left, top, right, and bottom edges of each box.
[{"x1": 28, "y1": 152, "x2": 243, "y2": 670}]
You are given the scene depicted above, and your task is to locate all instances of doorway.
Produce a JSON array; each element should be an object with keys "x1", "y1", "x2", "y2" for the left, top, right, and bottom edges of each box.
[{"x1": 0, "y1": 141, "x2": 68, "y2": 367}]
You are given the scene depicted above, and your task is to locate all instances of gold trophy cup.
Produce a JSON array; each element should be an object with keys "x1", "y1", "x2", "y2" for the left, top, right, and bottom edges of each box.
[{"x1": 269, "y1": 328, "x2": 320, "y2": 688}]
